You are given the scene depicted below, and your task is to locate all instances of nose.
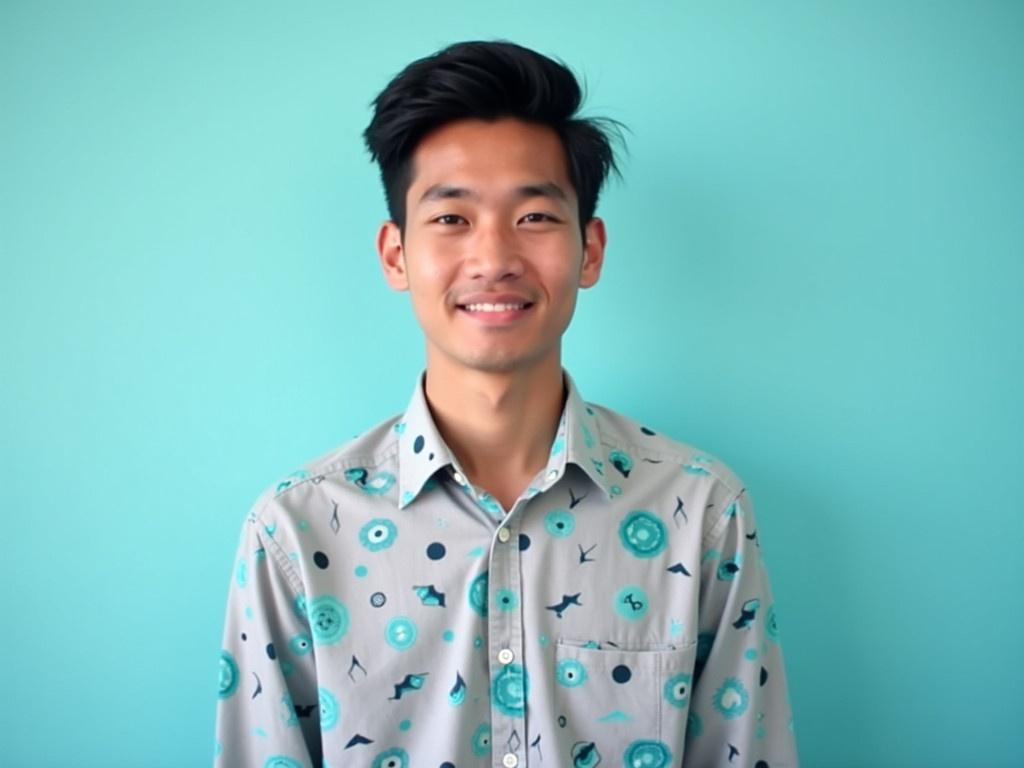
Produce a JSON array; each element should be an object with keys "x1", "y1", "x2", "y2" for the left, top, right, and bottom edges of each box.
[{"x1": 467, "y1": 220, "x2": 524, "y2": 281}]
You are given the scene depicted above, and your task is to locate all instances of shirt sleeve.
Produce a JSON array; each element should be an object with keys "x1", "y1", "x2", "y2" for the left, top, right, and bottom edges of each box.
[
  {"x1": 214, "y1": 507, "x2": 321, "y2": 768},
  {"x1": 683, "y1": 488, "x2": 799, "y2": 767}
]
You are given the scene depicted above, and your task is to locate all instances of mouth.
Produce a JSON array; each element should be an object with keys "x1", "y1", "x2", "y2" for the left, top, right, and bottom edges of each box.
[
  {"x1": 457, "y1": 301, "x2": 533, "y2": 313},
  {"x1": 455, "y1": 300, "x2": 535, "y2": 324}
]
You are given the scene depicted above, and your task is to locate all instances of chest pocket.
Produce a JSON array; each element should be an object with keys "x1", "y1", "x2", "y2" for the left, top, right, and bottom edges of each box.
[{"x1": 551, "y1": 638, "x2": 697, "y2": 767}]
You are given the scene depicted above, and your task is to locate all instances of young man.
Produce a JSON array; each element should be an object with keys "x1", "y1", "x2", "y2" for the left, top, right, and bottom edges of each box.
[{"x1": 215, "y1": 40, "x2": 797, "y2": 768}]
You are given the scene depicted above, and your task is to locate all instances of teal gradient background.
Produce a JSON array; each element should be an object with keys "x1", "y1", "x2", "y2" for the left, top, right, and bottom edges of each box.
[{"x1": 3, "y1": 2, "x2": 1022, "y2": 766}]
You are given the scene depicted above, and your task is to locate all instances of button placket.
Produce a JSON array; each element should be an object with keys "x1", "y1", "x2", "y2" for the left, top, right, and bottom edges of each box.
[{"x1": 488, "y1": 499, "x2": 527, "y2": 767}]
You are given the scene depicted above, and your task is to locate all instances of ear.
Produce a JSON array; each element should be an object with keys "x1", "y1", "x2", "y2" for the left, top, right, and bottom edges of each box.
[
  {"x1": 376, "y1": 220, "x2": 409, "y2": 291},
  {"x1": 578, "y1": 217, "x2": 607, "y2": 289}
]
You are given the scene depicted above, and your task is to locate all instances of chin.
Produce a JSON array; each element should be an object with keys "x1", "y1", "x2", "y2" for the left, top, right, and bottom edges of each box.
[{"x1": 461, "y1": 356, "x2": 527, "y2": 374}]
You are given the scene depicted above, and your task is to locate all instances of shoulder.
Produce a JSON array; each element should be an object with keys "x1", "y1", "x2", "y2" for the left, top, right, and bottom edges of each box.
[
  {"x1": 244, "y1": 410, "x2": 403, "y2": 526},
  {"x1": 587, "y1": 400, "x2": 752, "y2": 540},
  {"x1": 589, "y1": 401, "x2": 747, "y2": 495}
]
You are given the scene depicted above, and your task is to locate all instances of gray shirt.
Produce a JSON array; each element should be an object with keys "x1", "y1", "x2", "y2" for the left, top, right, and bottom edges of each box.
[{"x1": 215, "y1": 371, "x2": 798, "y2": 767}]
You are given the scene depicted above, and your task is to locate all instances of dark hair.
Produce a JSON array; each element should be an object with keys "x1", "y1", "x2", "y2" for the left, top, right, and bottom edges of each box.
[{"x1": 363, "y1": 40, "x2": 626, "y2": 240}]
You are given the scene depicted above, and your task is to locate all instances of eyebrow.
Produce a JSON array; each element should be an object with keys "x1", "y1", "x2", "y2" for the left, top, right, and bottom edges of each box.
[{"x1": 417, "y1": 181, "x2": 569, "y2": 206}]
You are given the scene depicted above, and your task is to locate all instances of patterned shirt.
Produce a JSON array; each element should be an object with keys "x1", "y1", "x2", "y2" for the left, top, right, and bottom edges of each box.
[{"x1": 215, "y1": 371, "x2": 798, "y2": 768}]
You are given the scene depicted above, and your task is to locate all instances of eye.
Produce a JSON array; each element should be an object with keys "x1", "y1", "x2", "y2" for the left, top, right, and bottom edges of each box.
[
  {"x1": 520, "y1": 212, "x2": 558, "y2": 224},
  {"x1": 432, "y1": 214, "x2": 466, "y2": 225}
]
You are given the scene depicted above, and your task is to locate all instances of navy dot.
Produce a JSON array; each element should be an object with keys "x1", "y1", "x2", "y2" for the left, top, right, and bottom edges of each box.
[
  {"x1": 518, "y1": 533, "x2": 531, "y2": 551},
  {"x1": 266, "y1": 643, "x2": 276, "y2": 660},
  {"x1": 313, "y1": 551, "x2": 329, "y2": 569},
  {"x1": 641, "y1": 426, "x2": 656, "y2": 435},
  {"x1": 414, "y1": 435, "x2": 425, "y2": 454},
  {"x1": 441, "y1": 764, "x2": 456, "y2": 768},
  {"x1": 426, "y1": 542, "x2": 446, "y2": 560},
  {"x1": 428, "y1": 452, "x2": 434, "y2": 460},
  {"x1": 612, "y1": 664, "x2": 632, "y2": 683},
  {"x1": 557, "y1": 715, "x2": 567, "y2": 727},
  {"x1": 370, "y1": 592, "x2": 386, "y2": 607},
  {"x1": 760, "y1": 666, "x2": 769, "y2": 686},
  {"x1": 755, "y1": 763, "x2": 770, "y2": 768},
  {"x1": 240, "y1": 632, "x2": 247, "y2": 641}
]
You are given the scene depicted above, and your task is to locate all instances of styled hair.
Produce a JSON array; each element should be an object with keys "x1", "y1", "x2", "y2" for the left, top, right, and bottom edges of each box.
[{"x1": 363, "y1": 40, "x2": 626, "y2": 240}]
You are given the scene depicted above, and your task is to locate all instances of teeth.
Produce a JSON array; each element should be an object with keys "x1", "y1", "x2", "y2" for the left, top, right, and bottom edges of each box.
[{"x1": 463, "y1": 302, "x2": 527, "y2": 312}]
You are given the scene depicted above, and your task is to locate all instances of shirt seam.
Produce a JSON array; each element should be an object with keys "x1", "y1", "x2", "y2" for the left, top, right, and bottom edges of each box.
[
  {"x1": 250, "y1": 500, "x2": 306, "y2": 598},
  {"x1": 270, "y1": 442, "x2": 401, "y2": 502},
  {"x1": 589, "y1": 404, "x2": 738, "y2": 484},
  {"x1": 701, "y1": 486, "x2": 747, "y2": 550}
]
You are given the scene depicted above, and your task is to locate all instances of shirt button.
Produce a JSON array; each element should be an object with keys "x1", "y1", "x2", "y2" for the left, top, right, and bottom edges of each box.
[
  {"x1": 497, "y1": 527, "x2": 511, "y2": 543},
  {"x1": 497, "y1": 648, "x2": 515, "y2": 665},
  {"x1": 502, "y1": 754, "x2": 519, "y2": 768}
]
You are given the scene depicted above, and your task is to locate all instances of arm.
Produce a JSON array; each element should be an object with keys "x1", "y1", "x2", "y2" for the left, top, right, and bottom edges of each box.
[
  {"x1": 214, "y1": 508, "x2": 321, "y2": 767},
  {"x1": 684, "y1": 489, "x2": 798, "y2": 766}
]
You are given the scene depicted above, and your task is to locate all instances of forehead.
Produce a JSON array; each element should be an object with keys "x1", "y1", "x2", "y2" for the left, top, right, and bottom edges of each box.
[{"x1": 407, "y1": 117, "x2": 575, "y2": 202}]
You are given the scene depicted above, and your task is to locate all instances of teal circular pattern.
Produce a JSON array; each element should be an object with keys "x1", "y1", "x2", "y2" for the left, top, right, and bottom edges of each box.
[
  {"x1": 492, "y1": 662, "x2": 528, "y2": 717},
  {"x1": 359, "y1": 518, "x2": 397, "y2": 551},
  {"x1": 264, "y1": 758, "x2": 302, "y2": 768},
  {"x1": 663, "y1": 672, "x2": 692, "y2": 708},
  {"x1": 280, "y1": 692, "x2": 299, "y2": 727},
  {"x1": 364, "y1": 471, "x2": 396, "y2": 495},
  {"x1": 609, "y1": 449, "x2": 633, "y2": 476},
  {"x1": 318, "y1": 687, "x2": 339, "y2": 731},
  {"x1": 615, "y1": 585, "x2": 650, "y2": 620},
  {"x1": 471, "y1": 722, "x2": 491, "y2": 756},
  {"x1": 218, "y1": 650, "x2": 239, "y2": 699},
  {"x1": 495, "y1": 588, "x2": 519, "y2": 612},
  {"x1": 623, "y1": 740, "x2": 672, "y2": 768},
  {"x1": 713, "y1": 677, "x2": 750, "y2": 719},
  {"x1": 555, "y1": 658, "x2": 587, "y2": 687},
  {"x1": 385, "y1": 616, "x2": 417, "y2": 651},
  {"x1": 468, "y1": 571, "x2": 488, "y2": 617},
  {"x1": 288, "y1": 633, "x2": 313, "y2": 656},
  {"x1": 307, "y1": 595, "x2": 349, "y2": 645},
  {"x1": 371, "y1": 748, "x2": 409, "y2": 768},
  {"x1": 545, "y1": 509, "x2": 575, "y2": 537},
  {"x1": 572, "y1": 741, "x2": 601, "y2": 768},
  {"x1": 292, "y1": 594, "x2": 307, "y2": 621},
  {"x1": 619, "y1": 511, "x2": 668, "y2": 558}
]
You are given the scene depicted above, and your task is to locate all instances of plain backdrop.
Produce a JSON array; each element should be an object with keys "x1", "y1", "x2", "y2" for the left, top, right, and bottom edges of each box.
[{"x1": 2, "y1": 1, "x2": 1022, "y2": 766}]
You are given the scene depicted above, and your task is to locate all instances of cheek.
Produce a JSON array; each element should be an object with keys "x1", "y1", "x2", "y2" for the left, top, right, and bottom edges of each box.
[
  {"x1": 545, "y1": 261, "x2": 585, "y2": 297},
  {"x1": 405, "y1": 252, "x2": 455, "y2": 295}
]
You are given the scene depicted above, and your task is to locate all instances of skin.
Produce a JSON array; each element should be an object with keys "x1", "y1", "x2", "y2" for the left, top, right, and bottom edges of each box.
[{"x1": 377, "y1": 117, "x2": 607, "y2": 510}]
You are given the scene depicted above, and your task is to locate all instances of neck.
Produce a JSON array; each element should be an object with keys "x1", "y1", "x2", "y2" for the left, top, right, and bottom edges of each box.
[{"x1": 424, "y1": 356, "x2": 566, "y2": 504}]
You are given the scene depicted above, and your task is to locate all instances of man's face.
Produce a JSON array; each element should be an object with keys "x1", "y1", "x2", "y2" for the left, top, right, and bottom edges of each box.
[{"x1": 377, "y1": 117, "x2": 606, "y2": 376}]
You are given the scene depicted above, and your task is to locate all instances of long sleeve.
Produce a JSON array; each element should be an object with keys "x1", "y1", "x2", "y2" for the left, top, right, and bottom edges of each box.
[
  {"x1": 214, "y1": 507, "x2": 321, "y2": 768},
  {"x1": 684, "y1": 488, "x2": 798, "y2": 767}
]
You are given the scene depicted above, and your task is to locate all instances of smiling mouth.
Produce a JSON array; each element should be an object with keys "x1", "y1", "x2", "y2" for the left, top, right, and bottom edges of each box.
[{"x1": 458, "y1": 302, "x2": 533, "y2": 313}]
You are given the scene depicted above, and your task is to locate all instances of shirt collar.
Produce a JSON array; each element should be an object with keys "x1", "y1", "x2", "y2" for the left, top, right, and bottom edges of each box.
[{"x1": 396, "y1": 370, "x2": 613, "y2": 510}]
